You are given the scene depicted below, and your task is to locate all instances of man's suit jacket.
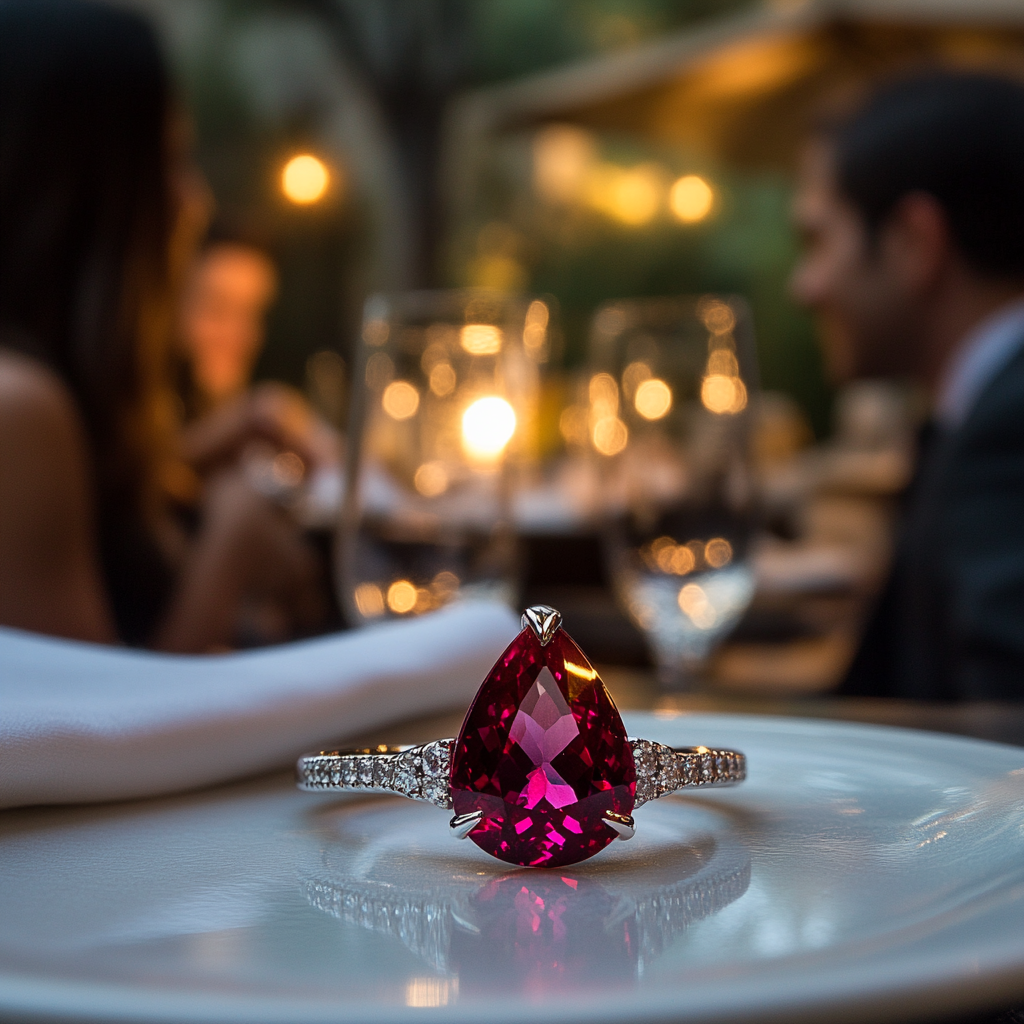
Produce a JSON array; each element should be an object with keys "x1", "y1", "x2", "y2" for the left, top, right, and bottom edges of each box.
[{"x1": 842, "y1": 341, "x2": 1024, "y2": 700}]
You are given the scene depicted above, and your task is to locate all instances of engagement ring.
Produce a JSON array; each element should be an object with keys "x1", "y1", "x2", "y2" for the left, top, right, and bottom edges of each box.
[{"x1": 297, "y1": 605, "x2": 746, "y2": 868}]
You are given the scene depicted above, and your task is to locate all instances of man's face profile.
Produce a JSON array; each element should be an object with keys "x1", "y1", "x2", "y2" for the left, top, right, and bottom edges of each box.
[{"x1": 790, "y1": 141, "x2": 917, "y2": 383}]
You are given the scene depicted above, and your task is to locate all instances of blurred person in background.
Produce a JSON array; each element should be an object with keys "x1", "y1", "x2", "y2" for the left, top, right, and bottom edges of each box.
[
  {"x1": 0, "y1": 0, "x2": 326, "y2": 651},
  {"x1": 178, "y1": 228, "x2": 278, "y2": 417},
  {"x1": 175, "y1": 228, "x2": 340, "y2": 484},
  {"x1": 791, "y1": 72, "x2": 1024, "y2": 700}
]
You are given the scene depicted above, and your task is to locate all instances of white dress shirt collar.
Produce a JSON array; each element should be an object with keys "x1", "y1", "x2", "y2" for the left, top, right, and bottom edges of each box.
[{"x1": 935, "y1": 295, "x2": 1024, "y2": 428}]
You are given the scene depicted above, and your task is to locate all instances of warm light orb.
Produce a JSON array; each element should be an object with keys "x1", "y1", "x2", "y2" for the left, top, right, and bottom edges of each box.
[
  {"x1": 700, "y1": 299, "x2": 736, "y2": 334},
  {"x1": 353, "y1": 582, "x2": 385, "y2": 618},
  {"x1": 428, "y1": 362, "x2": 456, "y2": 397},
  {"x1": 701, "y1": 374, "x2": 748, "y2": 414},
  {"x1": 523, "y1": 300, "x2": 549, "y2": 359},
  {"x1": 461, "y1": 396, "x2": 517, "y2": 459},
  {"x1": 387, "y1": 580, "x2": 418, "y2": 614},
  {"x1": 281, "y1": 154, "x2": 329, "y2": 204},
  {"x1": 460, "y1": 324, "x2": 502, "y2": 355},
  {"x1": 589, "y1": 372, "x2": 619, "y2": 416},
  {"x1": 669, "y1": 175, "x2": 714, "y2": 223},
  {"x1": 705, "y1": 537, "x2": 733, "y2": 568},
  {"x1": 414, "y1": 460, "x2": 448, "y2": 497},
  {"x1": 634, "y1": 378, "x2": 672, "y2": 420},
  {"x1": 678, "y1": 582, "x2": 716, "y2": 628},
  {"x1": 382, "y1": 380, "x2": 420, "y2": 420},
  {"x1": 590, "y1": 163, "x2": 662, "y2": 225},
  {"x1": 533, "y1": 124, "x2": 597, "y2": 204},
  {"x1": 591, "y1": 415, "x2": 628, "y2": 456},
  {"x1": 707, "y1": 349, "x2": 739, "y2": 375}
]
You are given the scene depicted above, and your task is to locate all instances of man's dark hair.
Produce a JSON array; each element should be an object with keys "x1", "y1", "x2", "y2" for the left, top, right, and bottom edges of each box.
[{"x1": 833, "y1": 72, "x2": 1024, "y2": 278}]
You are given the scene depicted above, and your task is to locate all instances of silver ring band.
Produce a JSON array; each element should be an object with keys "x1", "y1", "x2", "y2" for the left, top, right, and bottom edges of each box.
[{"x1": 296, "y1": 738, "x2": 746, "y2": 810}]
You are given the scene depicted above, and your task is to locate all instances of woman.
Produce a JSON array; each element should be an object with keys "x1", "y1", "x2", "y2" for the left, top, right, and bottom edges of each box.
[{"x1": 0, "y1": 0, "x2": 324, "y2": 651}]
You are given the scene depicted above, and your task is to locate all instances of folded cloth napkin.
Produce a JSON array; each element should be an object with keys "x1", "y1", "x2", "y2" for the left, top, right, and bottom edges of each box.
[{"x1": 0, "y1": 600, "x2": 519, "y2": 811}]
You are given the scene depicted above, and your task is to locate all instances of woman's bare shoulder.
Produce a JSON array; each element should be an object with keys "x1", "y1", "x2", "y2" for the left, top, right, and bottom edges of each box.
[
  {"x1": 0, "y1": 346, "x2": 92, "y2": 508},
  {"x1": 0, "y1": 348, "x2": 78, "y2": 417},
  {"x1": 0, "y1": 347, "x2": 115, "y2": 642},
  {"x1": 0, "y1": 348, "x2": 87, "y2": 454}
]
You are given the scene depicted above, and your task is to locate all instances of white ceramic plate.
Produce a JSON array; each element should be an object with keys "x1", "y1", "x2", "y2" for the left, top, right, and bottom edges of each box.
[{"x1": 1, "y1": 713, "x2": 1023, "y2": 1024}]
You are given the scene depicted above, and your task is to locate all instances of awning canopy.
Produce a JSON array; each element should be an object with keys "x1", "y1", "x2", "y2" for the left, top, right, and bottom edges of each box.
[{"x1": 451, "y1": 0, "x2": 1024, "y2": 171}]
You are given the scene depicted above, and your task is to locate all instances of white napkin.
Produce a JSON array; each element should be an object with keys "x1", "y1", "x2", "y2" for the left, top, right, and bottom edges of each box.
[{"x1": 0, "y1": 600, "x2": 519, "y2": 811}]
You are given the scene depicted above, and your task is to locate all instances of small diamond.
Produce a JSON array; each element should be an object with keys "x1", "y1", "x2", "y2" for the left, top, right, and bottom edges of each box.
[
  {"x1": 421, "y1": 775, "x2": 451, "y2": 808},
  {"x1": 421, "y1": 740, "x2": 450, "y2": 778},
  {"x1": 341, "y1": 759, "x2": 357, "y2": 786},
  {"x1": 395, "y1": 751, "x2": 421, "y2": 797},
  {"x1": 715, "y1": 754, "x2": 727, "y2": 778},
  {"x1": 374, "y1": 756, "x2": 396, "y2": 789},
  {"x1": 699, "y1": 753, "x2": 714, "y2": 782},
  {"x1": 357, "y1": 757, "x2": 374, "y2": 786},
  {"x1": 660, "y1": 754, "x2": 682, "y2": 793}
]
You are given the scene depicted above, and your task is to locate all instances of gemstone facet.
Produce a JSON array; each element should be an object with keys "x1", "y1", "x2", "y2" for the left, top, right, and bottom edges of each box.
[{"x1": 450, "y1": 620, "x2": 636, "y2": 867}]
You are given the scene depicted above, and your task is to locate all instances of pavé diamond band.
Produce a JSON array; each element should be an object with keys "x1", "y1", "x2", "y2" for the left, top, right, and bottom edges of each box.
[
  {"x1": 297, "y1": 605, "x2": 746, "y2": 867},
  {"x1": 296, "y1": 739, "x2": 746, "y2": 811}
]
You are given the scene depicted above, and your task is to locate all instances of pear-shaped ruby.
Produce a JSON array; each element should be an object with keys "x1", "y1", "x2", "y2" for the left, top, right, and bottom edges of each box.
[{"x1": 450, "y1": 620, "x2": 636, "y2": 867}]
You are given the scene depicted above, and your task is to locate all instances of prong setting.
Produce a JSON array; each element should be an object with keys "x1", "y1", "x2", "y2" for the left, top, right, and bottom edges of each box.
[
  {"x1": 450, "y1": 810, "x2": 484, "y2": 840},
  {"x1": 603, "y1": 810, "x2": 635, "y2": 840},
  {"x1": 521, "y1": 605, "x2": 562, "y2": 646}
]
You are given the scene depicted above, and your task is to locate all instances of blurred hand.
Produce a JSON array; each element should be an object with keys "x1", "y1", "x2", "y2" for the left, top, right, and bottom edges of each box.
[
  {"x1": 154, "y1": 468, "x2": 326, "y2": 652},
  {"x1": 203, "y1": 469, "x2": 325, "y2": 633},
  {"x1": 180, "y1": 382, "x2": 340, "y2": 478}
]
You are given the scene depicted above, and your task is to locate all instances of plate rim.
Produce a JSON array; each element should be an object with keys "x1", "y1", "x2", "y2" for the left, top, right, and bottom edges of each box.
[{"x1": 1, "y1": 713, "x2": 1023, "y2": 1024}]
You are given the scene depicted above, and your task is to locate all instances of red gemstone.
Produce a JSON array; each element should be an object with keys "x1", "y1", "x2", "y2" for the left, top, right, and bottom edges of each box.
[{"x1": 450, "y1": 622, "x2": 636, "y2": 868}]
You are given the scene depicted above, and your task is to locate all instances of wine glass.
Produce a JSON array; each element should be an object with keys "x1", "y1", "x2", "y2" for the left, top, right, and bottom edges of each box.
[
  {"x1": 338, "y1": 290, "x2": 546, "y2": 625},
  {"x1": 590, "y1": 295, "x2": 759, "y2": 688}
]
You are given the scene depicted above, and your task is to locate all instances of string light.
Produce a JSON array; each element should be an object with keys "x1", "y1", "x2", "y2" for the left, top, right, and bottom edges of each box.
[{"x1": 282, "y1": 154, "x2": 329, "y2": 204}]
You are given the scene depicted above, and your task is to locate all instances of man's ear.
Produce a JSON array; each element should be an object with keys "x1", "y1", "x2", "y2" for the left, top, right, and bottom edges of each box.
[{"x1": 881, "y1": 192, "x2": 952, "y2": 293}]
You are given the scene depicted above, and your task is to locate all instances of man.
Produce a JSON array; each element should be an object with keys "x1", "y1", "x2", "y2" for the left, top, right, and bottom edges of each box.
[{"x1": 790, "y1": 72, "x2": 1024, "y2": 700}]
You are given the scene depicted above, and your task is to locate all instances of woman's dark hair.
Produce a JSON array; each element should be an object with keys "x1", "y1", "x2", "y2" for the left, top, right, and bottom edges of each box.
[
  {"x1": 832, "y1": 72, "x2": 1024, "y2": 278},
  {"x1": 0, "y1": 0, "x2": 176, "y2": 515}
]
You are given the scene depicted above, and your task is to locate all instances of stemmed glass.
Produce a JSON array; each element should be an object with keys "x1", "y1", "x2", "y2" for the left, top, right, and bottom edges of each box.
[
  {"x1": 338, "y1": 290, "x2": 545, "y2": 625},
  {"x1": 590, "y1": 296, "x2": 759, "y2": 688}
]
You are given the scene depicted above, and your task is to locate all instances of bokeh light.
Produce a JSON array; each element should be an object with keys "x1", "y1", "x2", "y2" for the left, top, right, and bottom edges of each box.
[
  {"x1": 589, "y1": 163, "x2": 662, "y2": 225},
  {"x1": 705, "y1": 538, "x2": 733, "y2": 568},
  {"x1": 353, "y1": 582, "x2": 385, "y2": 618},
  {"x1": 707, "y1": 349, "x2": 739, "y2": 375},
  {"x1": 382, "y1": 380, "x2": 420, "y2": 420},
  {"x1": 678, "y1": 582, "x2": 716, "y2": 628},
  {"x1": 429, "y1": 362, "x2": 456, "y2": 396},
  {"x1": 591, "y1": 415, "x2": 628, "y2": 456},
  {"x1": 523, "y1": 300, "x2": 549, "y2": 359},
  {"x1": 699, "y1": 299, "x2": 736, "y2": 334},
  {"x1": 460, "y1": 324, "x2": 502, "y2": 355},
  {"x1": 589, "y1": 372, "x2": 619, "y2": 415},
  {"x1": 387, "y1": 580, "x2": 418, "y2": 614},
  {"x1": 634, "y1": 378, "x2": 672, "y2": 420},
  {"x1": 533, "y1": 124, "x2": 597, "y2": 204},
  {"x1": 414, "y1": 461, "x2": 449, "y2": 497},
  {"x1": 701, "y1": 374, "x2": 748, "y2": 414},
  {"x1": 462, "y1": 396, "x2": 517, "y2": 459},
  {"x1": 281, "y1": 154, "x2": 329, "y2": 204},
  {"x1": 669, "y1": 175, "x2": 714, "y2": 223}
]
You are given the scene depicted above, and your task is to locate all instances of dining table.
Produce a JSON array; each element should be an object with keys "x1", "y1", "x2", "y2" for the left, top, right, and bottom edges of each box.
[{"x1": 2, "y1": 646, "x2": 1023, "y2": 1024}]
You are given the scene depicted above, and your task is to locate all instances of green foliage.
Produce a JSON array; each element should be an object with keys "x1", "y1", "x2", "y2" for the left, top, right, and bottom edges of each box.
[{"x1": 467, "y1": 0, "x2": 754, "y2": 85}]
